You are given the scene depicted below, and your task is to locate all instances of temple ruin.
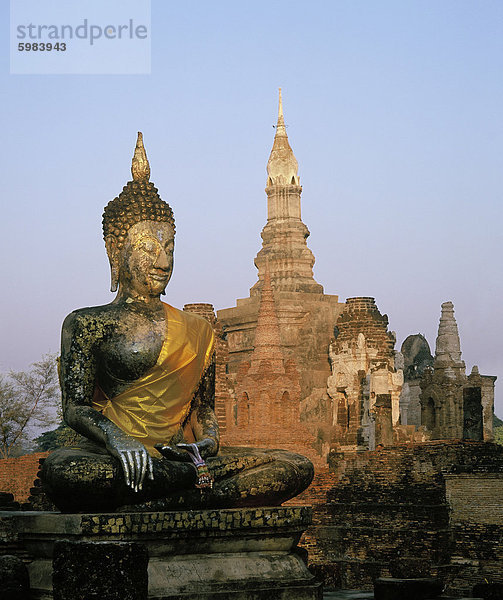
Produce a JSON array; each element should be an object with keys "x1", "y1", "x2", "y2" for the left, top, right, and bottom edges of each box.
[
  {"x1": 212, "y1": 92, "x2": 501, "y2": 594},
  {"x1": 216, "y1": 91, "x2": 496, "y2": 456}
]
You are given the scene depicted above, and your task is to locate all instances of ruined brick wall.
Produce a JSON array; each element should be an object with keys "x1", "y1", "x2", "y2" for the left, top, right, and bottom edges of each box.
[
  {"x1": 307, "y1": 441, "x2": 503, "y2": 593},
  {"x1": 313, "y1": 443, "x2": 451, "y2": 588},
  {"x1": 183, "y1": 303, "x2": 234, "y2": 434},
  {"x1": 448, "y1": 522, "x2": 503, "y2": 593},
  {"x1": 0, "y1": 452, "x2": 48, "y2": 503},
  {"x1": 445, "y1": 473, "x2": 503, "y2": 524},
  {"x1": 443, "y1": 471, "x2": 503, "y2": 593}
]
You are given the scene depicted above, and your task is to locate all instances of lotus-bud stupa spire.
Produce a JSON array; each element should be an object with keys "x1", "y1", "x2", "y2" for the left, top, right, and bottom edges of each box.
[
  {"x1": 266, "y1": 88, "x2": 299, "y2": 186},
  {"x1": 250, "y1": 90, "x2": 323, "y2": 296}
]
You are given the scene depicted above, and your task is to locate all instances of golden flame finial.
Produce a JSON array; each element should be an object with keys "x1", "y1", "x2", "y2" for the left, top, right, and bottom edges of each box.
[
  {"x1": 278, "y1": 87, "x2": 283, "y2": 119},
  {"x1": 131, "y1": 132, "x2": 150, "y2": 181}
]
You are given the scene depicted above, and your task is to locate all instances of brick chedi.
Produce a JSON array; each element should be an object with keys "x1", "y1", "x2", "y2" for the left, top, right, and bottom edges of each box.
[
  {"x1": 222, "y1": 266, "x2": 312, "y2": 453},
  {"x1": 420, "y1": 301, "x2": 496, "y2": 441},
  {"x1": 217, "y1": 90, "x2": 344, "y2": 460},
  {"x1": 433, "y1": 301, "x2": 466, "y2": 374},
  {"x1": 247, "y1": 265, "x2": 287, "y2": 375},
  {"x1": 327, "y1": 297, "x2": 404, "y2": 451}
]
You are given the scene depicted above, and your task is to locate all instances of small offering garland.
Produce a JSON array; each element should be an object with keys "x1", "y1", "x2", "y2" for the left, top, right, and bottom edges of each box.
[{"x1": 185, "y1": 443, "x2": 214, "y2": 489}]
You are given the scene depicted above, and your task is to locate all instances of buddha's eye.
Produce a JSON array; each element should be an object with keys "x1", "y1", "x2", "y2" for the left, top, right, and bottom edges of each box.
[{"x1": 136, "y1": 238, "x2": 159, "y2": 254}]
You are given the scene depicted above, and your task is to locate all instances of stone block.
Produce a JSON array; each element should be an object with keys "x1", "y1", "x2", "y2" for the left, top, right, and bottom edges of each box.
[
  {"x1": 472, "y1": 583, "x2": 503, "y2": 600},
  {"x1": 52, "y1": 540, "x2": 148, "y2": 600},
  {"x1": 388, "y1": 557, "x2": 432, "y2": 579},
  {"x1": 0, "y1": 554, "x2": 30, "y2": 600},
  {"x1": 374, "y1": 577, "x2": 443, "y2": 600}
]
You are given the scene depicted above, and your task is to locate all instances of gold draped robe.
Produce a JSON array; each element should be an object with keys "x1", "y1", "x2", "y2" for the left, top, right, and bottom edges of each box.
[{"x1": 92, "y1": 303, "x2": 215, "y2": 455}]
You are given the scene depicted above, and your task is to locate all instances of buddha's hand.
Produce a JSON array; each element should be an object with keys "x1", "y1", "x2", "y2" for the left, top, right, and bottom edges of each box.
[
  {"x1": 154, "y1": 443, "x2": 192, "y2": 462},
  {"x1": 179, "y1": 438, "x2": 217, "y2": 459},
  {"x1": 154, "y1": 438, "x2": 217, "y2": 461},
  {"x1": 107, "y1": 433, "x2": 154, "y2": 492}
]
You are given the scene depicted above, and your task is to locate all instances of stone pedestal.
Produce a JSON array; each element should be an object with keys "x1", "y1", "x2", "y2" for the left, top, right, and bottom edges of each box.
[{"x1": 2, "y1": 506, "x2": 321, "y2": 600}]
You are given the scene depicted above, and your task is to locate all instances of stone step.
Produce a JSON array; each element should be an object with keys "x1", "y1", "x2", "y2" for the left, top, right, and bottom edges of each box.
[
  {"x1": 472, "y1": 582, "x2": 503, "y2": 600},
  {"x1": 323, "y1": 592, "x2": 374, "y2": 600},
  {"x1": 374, "y1": 577, "x2": 443, "y2": 600},
  {"x1": 322, "y1": 592, "x2": 484, "y2": 600}
]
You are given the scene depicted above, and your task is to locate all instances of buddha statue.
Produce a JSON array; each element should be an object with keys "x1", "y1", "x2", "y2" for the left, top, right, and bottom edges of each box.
[{"x1": 41, "y1": 133, "x2": 313, "y2": 513}]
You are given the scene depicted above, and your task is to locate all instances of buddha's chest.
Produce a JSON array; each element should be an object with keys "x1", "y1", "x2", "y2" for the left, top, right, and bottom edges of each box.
[{"x1": 97, "y1": 313, "x2": 166, "y2": 392}]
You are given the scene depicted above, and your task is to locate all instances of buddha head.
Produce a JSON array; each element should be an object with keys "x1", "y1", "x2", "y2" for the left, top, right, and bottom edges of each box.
[{"x1": 103, "y1": 133, "x2": 176, "y2": 297}]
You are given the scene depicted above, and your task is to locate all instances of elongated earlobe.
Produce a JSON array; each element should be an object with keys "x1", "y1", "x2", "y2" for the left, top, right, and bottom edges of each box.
[
  {"x1": 110, "y1": 261, "x2": 119, "y2": 293},
  {"x1": 105, "y1": 235, "x2": 120, "y2": 293}
]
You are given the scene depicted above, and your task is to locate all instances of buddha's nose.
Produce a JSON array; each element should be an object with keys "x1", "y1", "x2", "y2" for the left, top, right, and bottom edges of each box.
[{"x1": 155, "y1": 249, "x2": 171, "y2": 271}]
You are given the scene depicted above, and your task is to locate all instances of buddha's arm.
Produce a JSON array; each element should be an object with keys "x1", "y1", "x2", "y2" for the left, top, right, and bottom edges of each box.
[
  {"x1": 60, "y1": 311, "x2": 153, "y2": 491},
  {"x1": 189, "y1": 354, "x2": 219, "y2": 458},
  {"x1": 158, "y1": 355, "x2": 219, "y2": 461}
]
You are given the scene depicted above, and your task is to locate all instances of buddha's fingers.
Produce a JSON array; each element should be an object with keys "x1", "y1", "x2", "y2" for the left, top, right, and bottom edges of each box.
[
  {"x1": 126, "y1": 450, "x2": 136, "y2": 491},
  {"x1": 140, "y1": 451, "x2": 150, "y2": 488},
  {"x1": 119, "y1": 452, "x2": 132, "y2": 489},
  {"x1": 134, "y1": 451, "x2": 143, "y2": 491},
  {"x1": 148, "y1": 454, "x2": 154, "y2": 480}
]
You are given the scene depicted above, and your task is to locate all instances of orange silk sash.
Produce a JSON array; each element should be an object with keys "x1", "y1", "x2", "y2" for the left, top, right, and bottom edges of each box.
[{"x1": 92, "y1": 303, "x2": 215, "y2": 455}]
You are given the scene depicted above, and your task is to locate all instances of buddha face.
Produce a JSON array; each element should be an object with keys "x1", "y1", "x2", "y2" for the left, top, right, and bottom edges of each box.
[{"x1": 117, "y1": 220, "x2": 175, "y2": 298}]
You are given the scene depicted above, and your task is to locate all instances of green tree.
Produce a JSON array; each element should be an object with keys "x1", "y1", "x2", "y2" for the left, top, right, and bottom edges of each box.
[{"x1": 0, "y1": 354, "x2": 60, "y2": 458}]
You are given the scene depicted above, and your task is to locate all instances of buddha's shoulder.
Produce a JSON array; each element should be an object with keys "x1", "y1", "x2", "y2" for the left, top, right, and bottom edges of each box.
[
  {"x1": 164, "y1": 304, "x2": 214, "y2": 343},
  {"x1": 62, "y1": 304, "x2": 122, "y2": 336}
]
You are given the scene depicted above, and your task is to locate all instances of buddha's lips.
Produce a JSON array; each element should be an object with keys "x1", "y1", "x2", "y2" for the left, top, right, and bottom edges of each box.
[{"x1": 149, "y1": 271, "x2": 169, "y2": 281}]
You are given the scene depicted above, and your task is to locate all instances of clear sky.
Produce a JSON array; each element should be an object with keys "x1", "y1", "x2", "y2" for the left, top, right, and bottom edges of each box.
[{"x1": 1, "y1": 1, "x2": 502, "y2": 416}]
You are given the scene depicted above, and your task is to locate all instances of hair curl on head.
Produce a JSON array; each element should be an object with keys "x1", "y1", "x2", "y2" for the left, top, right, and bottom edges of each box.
[{"x1": 102, "y1": 179, "x2": 175, "y2": 249}]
